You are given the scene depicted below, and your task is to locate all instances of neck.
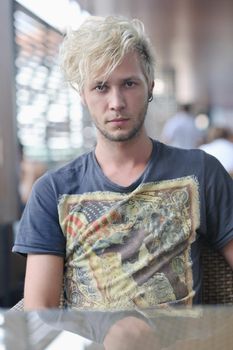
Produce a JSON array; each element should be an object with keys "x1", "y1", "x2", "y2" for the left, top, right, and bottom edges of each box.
[{"x1": 94, "y1": 130, "x2": 153, "y2": 186}]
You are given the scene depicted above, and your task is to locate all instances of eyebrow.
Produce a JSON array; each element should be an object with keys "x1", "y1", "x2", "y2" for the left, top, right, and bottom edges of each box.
[
  {"x1": 123, "y1": 76, "x2": 142, "y2": 81},
  {"x1": 94, "y1": 81, "x2": 105, "y2": 85},
  {"x1": 94, "y1": 76, "x2": 142, "y2": 84}
]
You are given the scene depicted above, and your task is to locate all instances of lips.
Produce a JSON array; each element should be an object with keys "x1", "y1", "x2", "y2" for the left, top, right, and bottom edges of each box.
[
  {"x1": 108, "y1": 118, "x2": 129, "y2": 128},
  {"x1": 107, "y1": 117, "x2": 129, "y2": 123}
]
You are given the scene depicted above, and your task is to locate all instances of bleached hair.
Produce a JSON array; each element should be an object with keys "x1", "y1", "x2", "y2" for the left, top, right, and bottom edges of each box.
[{"x1": 59, "y1": 15, "x2": 156, "y2": 93}]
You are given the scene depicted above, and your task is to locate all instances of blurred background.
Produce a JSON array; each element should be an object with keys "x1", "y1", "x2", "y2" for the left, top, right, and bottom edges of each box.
[{"x1": 1, "y1": 0, "x2": 233, "y2": 307}]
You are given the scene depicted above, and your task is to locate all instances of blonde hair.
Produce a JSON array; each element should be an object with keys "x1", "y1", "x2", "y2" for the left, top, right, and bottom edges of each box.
[{"x1": 59, "y1": 15, "x2": 156, "y2": 93}]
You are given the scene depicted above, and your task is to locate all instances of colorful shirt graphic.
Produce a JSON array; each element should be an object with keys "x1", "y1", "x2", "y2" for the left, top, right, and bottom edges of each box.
[
  {"x1": 58, "y1": 177, "x2": 200, "y2": 310},
  {"x1": 13, "y1": 140, "x2": 233, "y2": 309}
]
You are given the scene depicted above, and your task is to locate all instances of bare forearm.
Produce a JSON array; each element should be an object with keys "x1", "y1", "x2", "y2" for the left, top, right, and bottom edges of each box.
[
  {"x1": 103, "y1": 316, "x2": 160, "y2": 350},
  {"x1": 221, "y1": 239, "x2": 233, "y2": 269},
  {"x1": 24, "y1": 254, "x2": 64, "y2": 310}
]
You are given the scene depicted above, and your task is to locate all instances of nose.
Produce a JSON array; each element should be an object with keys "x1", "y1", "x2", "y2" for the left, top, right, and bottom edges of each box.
[{"x1": 108, "y1": 88, "x2": 126, "y2": 112}]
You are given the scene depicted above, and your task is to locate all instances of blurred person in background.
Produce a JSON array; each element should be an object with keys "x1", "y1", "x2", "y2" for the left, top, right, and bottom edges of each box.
[
  {"x1": 12, "y1": 15, "x2": 233, "y2": 350},
  {"x1": 161, "y1": 104, "x2": 204, "y2": 149},
  {"x1": 199, "y1": 127, "x2": 233, "y2": 176}
]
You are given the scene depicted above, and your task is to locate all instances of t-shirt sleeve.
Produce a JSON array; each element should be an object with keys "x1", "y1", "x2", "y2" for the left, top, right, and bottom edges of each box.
[
  {"x1": 203, "y1": 152, "x2": 233, "y2": 250},
  {"x1": 12, "y1": 172, "x2": 66, "y2": 256}
]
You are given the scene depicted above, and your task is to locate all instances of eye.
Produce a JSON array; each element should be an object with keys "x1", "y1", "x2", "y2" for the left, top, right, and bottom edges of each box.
[
  {"x1": 95, "y1": 84, "x2": 107, "y2": 92},
  {"x1": 124, "y1": 80, "x2": 135, "y2": 88}
]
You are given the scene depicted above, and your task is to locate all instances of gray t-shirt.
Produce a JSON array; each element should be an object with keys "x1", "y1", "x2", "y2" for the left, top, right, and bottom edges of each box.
[{"x1": 13, "y1": 140, "x2": 233, "y2": 309}]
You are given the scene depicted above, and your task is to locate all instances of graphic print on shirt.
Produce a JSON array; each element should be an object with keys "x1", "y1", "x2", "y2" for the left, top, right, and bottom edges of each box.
[{"x1": 58, "y1": 176, "x2": 200, "y2": 310}]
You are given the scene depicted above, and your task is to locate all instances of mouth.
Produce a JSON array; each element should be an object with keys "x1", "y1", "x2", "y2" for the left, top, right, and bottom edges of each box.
[
  {"x1": 107, "y1": 117, "x2": 129, "y2": 126},
  {"x1": 108, "y1": 118, "x2": 129, "y2": 130}
]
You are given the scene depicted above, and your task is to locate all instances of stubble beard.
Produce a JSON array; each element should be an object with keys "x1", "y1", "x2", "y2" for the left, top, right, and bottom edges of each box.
[{"x1": 94, "y1": 102, "x2": 149, "y2": 142}]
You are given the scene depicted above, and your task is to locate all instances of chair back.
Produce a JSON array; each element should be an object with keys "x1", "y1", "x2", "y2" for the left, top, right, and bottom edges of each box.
[{"x1": 202, "y1": 245, "x2": 233, "y2": 304}]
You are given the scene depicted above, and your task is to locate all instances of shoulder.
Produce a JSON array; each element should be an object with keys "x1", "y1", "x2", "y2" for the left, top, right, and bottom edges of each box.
[
  {"x1": 32, "y1": 151, "x2": 93, "y2": 195},
  {"x1": 157, "y1": 141, "x2": 205, "y2": 161},
  {"x1": 155, "y1": 140, "x2": 230, "y2": 179},
  {"x1": 51, "y1": 151, "x2": 92, "y2": 178}
]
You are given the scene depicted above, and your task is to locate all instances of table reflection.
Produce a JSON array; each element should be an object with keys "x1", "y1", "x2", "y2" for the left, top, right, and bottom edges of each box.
[{"x1": 1, "y1": 306, "x2": 233, "y2": 349}]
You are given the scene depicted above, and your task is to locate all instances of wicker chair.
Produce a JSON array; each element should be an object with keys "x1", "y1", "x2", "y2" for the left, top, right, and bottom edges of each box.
[{"x1": 201, "y1": 245, "x2": 233, "y2": 304}]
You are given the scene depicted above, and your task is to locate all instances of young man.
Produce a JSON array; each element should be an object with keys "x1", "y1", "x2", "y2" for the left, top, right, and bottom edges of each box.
[{"x1": 13, "y1": 15, "x2": 233, "y2": 348}]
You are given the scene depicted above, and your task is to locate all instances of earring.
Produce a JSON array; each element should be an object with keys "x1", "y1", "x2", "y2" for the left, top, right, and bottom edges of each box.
[{"x1": 148, "y1": 94, "x2": 153, "y2": 102}]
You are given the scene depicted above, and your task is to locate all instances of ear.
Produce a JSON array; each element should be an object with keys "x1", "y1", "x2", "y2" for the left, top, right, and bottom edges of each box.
[{"x1": 150, "y1": 80, "x2": 154, "y2": 95}]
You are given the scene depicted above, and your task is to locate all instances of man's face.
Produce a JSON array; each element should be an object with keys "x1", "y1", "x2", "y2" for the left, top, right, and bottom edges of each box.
[{"x1": 81, "y1": 51, "x2": 153, "y2": 142}]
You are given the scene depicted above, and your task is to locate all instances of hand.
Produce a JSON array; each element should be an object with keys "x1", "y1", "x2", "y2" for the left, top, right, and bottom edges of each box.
[{"x1": 103, "y1": 316, "x2": 161, "y2": 350}]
